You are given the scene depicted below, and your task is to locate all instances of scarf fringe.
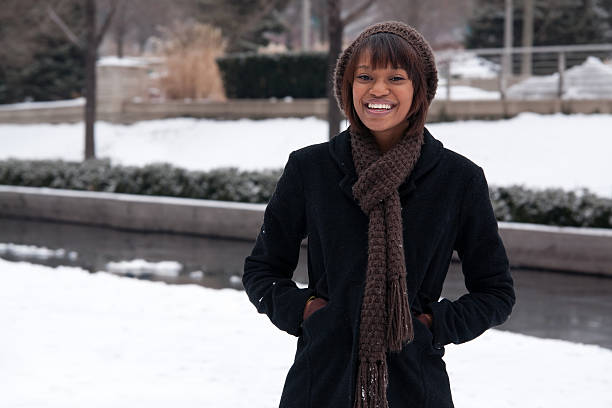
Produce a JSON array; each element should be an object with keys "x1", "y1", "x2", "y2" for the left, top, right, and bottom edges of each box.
[
  {"x1": 387, "y1": 277, "x2": 414, "y2": 351},
  {"x1": 354, "y1": 359, "x2": 389, "y2": 408}
]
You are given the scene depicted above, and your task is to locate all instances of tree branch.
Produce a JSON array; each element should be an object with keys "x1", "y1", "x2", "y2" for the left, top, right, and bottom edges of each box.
[
  {"x1": 47, "y1": 5, "x2": 82, "y2": 48},
  {"x1": 96, "y1": 0, "x2": 120, "y2": 47},
  {"x1": 234, "y1": 0, "x2": 279, "y2": 38},
  {"x1": 341, "y1": 0, "x2": 375, "y2": 26}
]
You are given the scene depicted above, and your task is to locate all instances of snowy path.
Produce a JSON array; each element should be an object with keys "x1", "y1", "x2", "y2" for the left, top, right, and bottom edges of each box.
[
  {"x1": 1, "y1": 258, "x2": 610, "y2": 408},
  {"x1": 1, "y1": 113, "x2": 612, "y2": 197}
]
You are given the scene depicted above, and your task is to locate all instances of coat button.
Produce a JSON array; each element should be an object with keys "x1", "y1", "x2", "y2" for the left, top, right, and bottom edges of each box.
[{"x1": 433, "y1": 342, "x2": 443, "y2": 350}]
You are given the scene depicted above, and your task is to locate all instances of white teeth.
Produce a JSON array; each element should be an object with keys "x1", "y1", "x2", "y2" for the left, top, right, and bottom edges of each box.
[{"x1": 367, "y1": 103, "x2": 392, "y2": 109}]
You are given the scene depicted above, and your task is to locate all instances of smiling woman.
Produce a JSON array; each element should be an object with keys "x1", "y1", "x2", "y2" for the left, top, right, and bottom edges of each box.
[
  {"x1": 243, "y1": 21, "x2": 515, "y2": 408},
  {"x1": 340, "y1": 31, "x2": 430, "y2": 152}
]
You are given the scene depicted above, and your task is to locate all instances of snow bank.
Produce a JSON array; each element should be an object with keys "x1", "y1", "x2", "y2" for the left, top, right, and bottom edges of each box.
[
  {"x1": 0, "y1": 258, "x2": 610, "y2": 407},
  {"x1": 507, "y1": 56, "x2": 612, "y2": 99},
  {"x1": 0, "y1": 242, "x2": 77, "y2": 260},
  {"x1": 0, "y1": 97, "x2": 84, "y2": 111},
  {"x1": 105, "y1": 259, "x2": 182, "y2": 277},
  {"x1": 435, "y1": 84, "x2": 500, "y2": 100},
  {"x1": 97, "y1": 56, "x2": 150, "y2": 67},
  {"x1": 447, "y1": 52, "x2": 499, "y2": 79}
]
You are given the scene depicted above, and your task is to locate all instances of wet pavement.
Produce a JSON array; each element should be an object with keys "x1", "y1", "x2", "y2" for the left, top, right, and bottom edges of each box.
[{"x1": 1, "y1": 217, "x2": 611, "y2": 350}]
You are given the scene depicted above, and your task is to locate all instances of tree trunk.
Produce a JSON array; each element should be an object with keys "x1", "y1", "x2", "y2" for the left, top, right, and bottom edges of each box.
[
  {"x1": 521, "y1": 0, "x2": 534, "y2": 76},
  {"x1": 326, "y1": 0, "x2": 342, "y2": 140},
  {"x1": 85, "y1": 0, "x2": 97, "y2": 160},
  {"x1": 114, "y1": 1, "x2": 126, "y2": 58}
]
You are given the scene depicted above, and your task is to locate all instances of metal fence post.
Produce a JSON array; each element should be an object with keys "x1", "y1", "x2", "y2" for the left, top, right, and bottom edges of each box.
[
  {"x1": 446, "y1": 59, "x2": 452, "y2": 101},
  {"x1": 558, "y1": 51, "x2": 566, "y2": 100}
]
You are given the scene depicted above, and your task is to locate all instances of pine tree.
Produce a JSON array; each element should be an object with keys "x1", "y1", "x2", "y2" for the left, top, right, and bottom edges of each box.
[
  {"x1": 465, "y1": 0, "x2": 612, "y2": 74},
  {"x1": 195, "y1": 0, "x2": 291, "y2": 52},
  {"x1": 0, "y1": 1, "x2": 85, "y2": 104},
  {"x1": 465, "y1": 0, "x2": 612, "y2": 48}
]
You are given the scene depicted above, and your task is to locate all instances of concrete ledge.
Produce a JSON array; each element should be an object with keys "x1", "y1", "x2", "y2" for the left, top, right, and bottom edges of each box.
[
  {"x1": 0, "y1": 185, "x2": 265, "y2": 241},
  {"x1": 1, "y1": 185, "x2": 610, "y2": 276},
  {"x1": 498, "y1": 222, "x2": 612, "y2": 276},
  {"x1": 1, "y1": 98, "x2": 612, "y2": 124}
]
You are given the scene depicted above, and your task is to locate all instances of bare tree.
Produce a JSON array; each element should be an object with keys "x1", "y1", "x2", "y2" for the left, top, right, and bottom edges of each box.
[
  {"x1": 47, "y1": 0, "x2": 119, "y2": 160},
  {"x1": 326, "y1": 0, "x2": 376, "y2": 139},
  {"x1": 372, "y1": 0, "x2": 476, "y2": 48}
]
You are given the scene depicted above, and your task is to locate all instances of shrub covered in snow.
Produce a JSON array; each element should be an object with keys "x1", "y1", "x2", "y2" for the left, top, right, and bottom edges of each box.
[
  {"x1": 0, "y1": 159, "x2": 281, "y2": 204},
  {"x1": 491, "y1": 185, "x2": 612, "y2": 229},
  {"x1": 1, "y1": 159, "x2": 610, "y2": 228}
]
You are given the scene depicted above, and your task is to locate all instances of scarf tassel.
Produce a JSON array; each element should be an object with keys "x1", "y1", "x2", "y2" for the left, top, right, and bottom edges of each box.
[
  {"x1": 387, "y1": 277, "x2": 414, "y2": 351},
  {"x1": 354, "y1": 359, "x2": 389, "y2": 408}
]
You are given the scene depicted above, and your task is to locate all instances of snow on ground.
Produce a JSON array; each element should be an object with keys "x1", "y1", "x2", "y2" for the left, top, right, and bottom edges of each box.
[
  {"x1": 97, "y1": 56, "x2": 153, "y2": 67},
  {"x1": 105, "y1": 259, "x2": 182, "y2": 277},
  {"x1": 428, "y1": 113, "x2": 612, "y2": 197},
  {"x1": 1, "y1": 258, "x2": 610, "y2": 407},
  {"x1": 0, "y1": 242, "x2": 78, "y2": 260},
  {"x1": 507, "y1": 56, "x2": 612, "y2": 99},
  {"x1": 0, "y1": 97, "x2": 84, "y2": 111},
  {"x1": 0, "y1": 117, "x2": 327, "y2": 171},
  {"x1": 434, "y1": 84, "x2": 500, "y2": 100},
  {"x1": 1, "y1": 113, "x2": 611, "y2": 196},
  {"x1": 441, "y1": 52, "x2": 500, "y2": 79}
]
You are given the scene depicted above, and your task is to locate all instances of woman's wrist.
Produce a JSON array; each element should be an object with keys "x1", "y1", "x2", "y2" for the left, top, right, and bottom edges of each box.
[
  {"x1": 303, "y1": 296, "x2": 327, "y2": 321},
  {"x1": 416, "y1": 313, "x2": 433, "y2": 329}
]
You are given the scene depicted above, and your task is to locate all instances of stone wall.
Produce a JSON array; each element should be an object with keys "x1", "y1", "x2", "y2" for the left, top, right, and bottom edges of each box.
[{"x1": 1, "y1": 185, "x2": 611, "y2": 276}]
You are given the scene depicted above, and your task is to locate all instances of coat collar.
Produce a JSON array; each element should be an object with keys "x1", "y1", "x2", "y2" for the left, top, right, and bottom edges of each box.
[{"x1": 329, "y1": 127, "x2": 444, "y2": 202}]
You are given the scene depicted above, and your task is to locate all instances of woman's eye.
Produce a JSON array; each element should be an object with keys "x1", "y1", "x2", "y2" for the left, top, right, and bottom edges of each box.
[
  {"x1": 356, "y1": 74, "x2": 371, "y2": 81},
  {"x1": 390, "y1": 76, "x2": 405, "y2": 81}
]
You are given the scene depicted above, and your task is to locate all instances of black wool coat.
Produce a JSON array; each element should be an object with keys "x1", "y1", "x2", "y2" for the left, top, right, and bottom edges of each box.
[{"x1": 243, "y1": 128, "x2": 516, "y2": 408}]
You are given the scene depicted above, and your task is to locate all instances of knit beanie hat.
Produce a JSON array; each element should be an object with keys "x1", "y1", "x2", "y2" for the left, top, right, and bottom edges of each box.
[{"x1": 333, "y1": 21, "x2": 438, "y2": 113}]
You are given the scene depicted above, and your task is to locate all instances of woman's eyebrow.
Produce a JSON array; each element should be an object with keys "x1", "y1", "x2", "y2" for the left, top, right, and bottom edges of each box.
[{"x1": 357, "y1": 65, "x2": 370, "y2": 69}]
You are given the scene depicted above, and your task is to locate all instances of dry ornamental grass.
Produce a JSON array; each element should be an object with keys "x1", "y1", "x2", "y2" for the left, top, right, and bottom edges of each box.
[{"x1": 151, "y1": 21, "x2": 226, "y2": 101}]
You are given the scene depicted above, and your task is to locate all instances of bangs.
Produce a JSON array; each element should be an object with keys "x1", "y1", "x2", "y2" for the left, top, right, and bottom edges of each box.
[{"x1": 353, "y1": 32, "x2": 421, "y2": 79}]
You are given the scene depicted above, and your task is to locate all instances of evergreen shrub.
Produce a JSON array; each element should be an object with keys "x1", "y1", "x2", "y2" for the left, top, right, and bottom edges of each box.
[
  {"x1": 1, "y1": 159, "x2": 610, "y2": 229},
  {"x1": 216, "y1": 52, "x2": 327, "y2": 98},
  {"x1": 0, "y1": 159, "x2": 281, "y2": 204}
]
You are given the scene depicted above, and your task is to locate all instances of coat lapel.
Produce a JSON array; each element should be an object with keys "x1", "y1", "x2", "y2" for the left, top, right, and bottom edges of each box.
[
  {"x1": 329, "y1": 129, "x2": 358, "y2": 203},
  {"x1": 329, "y1": 127, "x2": 444, "y2": 202}
]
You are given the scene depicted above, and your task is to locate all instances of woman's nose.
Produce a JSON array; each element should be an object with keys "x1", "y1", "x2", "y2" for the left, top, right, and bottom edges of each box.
[{"x1": 369, "y1": 78, "x2": 389, "y2": 96}]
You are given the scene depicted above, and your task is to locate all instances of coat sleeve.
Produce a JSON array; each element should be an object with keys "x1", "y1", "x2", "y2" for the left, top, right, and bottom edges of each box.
[
  {"x1": 242, "y1": 152, "x2": 315, "y2": 337},
  {"x1": 426, "y1": 167, "x2": 516, "y2": 347}
]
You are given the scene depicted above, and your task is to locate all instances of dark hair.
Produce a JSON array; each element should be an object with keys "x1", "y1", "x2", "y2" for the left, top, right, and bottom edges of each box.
[{"x1": 340, "y1": 32, "x2": 430, "y2": 137}]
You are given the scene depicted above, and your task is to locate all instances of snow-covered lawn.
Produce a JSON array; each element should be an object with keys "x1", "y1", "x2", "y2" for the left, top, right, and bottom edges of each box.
[
  {"x1": 1, "y1": 258, "x2": 610, "y2": 408},
  {"x1": 1, "y1": 113, "x2": 611, "y2": 197}
]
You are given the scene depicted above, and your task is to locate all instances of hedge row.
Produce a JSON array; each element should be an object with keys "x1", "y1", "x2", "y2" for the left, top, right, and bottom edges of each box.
[
  {"x1": 216, "y1": 52, "x2": 327, "y2": 99},
  {"x1": 1, "y1": 159, "x2": 611, "y2": 229},
  {"x1": 0, "y1": 159, "x2": 281, "y2": 204}
]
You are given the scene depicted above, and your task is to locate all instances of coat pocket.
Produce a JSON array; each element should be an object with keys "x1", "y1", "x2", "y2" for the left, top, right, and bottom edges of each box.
[
  {"x1": 302, "y1": 304, "x2": 354, "y2": 407},
  {"x1": 413, "y1": 317, "x2": 454, "y2": 408}
]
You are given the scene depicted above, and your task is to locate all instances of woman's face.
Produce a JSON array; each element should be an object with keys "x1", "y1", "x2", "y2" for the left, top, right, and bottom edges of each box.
[{"x1": 352, "y1": 51, "x2": 414, "y2": 144}]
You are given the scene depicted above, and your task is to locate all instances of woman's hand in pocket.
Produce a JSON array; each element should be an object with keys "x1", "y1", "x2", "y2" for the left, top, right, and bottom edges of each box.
[
  {"x1": 303, "y1": 297, "x2": 328, "y2": 321},
  {"x1": 416, "y1": 313, "x2": 433, "y2": 329}
]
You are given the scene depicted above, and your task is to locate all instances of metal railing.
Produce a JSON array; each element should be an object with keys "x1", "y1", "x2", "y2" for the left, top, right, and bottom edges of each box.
[{"x1": 435, "y1": 44, "x2": 612, "y2": 101}]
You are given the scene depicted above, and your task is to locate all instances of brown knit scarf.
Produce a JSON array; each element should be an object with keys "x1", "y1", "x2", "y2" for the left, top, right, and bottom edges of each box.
[{"x1": 351, "y1": 127, "x2": 424, "y2": 408}]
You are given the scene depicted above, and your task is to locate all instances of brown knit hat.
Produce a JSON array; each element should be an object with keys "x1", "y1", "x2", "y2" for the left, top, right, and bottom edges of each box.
[{"x1": 333, "y1": 21, "x2": 438, "y2": 112}]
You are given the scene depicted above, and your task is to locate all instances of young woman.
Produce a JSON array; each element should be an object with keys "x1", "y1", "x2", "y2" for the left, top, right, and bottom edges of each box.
[{"x1": 243, "y1": 21, "x2": 515, "y2": 408}]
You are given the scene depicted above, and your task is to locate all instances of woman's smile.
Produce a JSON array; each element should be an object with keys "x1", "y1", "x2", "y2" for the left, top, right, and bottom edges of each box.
[{"x1": 363, "y1": 100, "x2": 396, "y2": 115}]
